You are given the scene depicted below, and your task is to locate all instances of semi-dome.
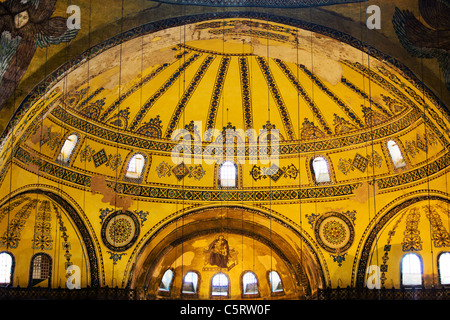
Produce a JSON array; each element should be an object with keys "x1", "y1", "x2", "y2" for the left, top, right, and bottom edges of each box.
[{"x1": 0, "y1": 9, "x2": 449, "y2": 301}]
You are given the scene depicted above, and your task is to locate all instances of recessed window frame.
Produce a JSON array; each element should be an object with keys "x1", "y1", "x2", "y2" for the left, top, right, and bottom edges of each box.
[
  {"x1": 218, "y1": 160, "x2": 238, "y2": 189},
  {"x1": 386, "y1": 139, "x2": 407, "y2": 169},
  {"x1": 181, "y1": 270, "x2": 200, "y2": 298},
  {"x1": 400, "y1": 253, "x2": 423, "y2": 288},
  {"x1": 56, "y1": 133, "x2": 80, "y2": 165},
  {"x1": 158, "y1": 268, "x2": 175, "y2": 297},
  {"x1": 310, "y1": 155, "x2": 332, "y2": 184},
  {"x1": 124, "y1": 152, "x2": 148, "y2": 183},
  {"x1": 29, "y1": 253, "x2": 52, "y2": 288},
  {"x1": 267, "y1": 270, "x2": 285, "y2": 296},
  {"x1": 241, "y1": 271, "x2": 260, "y2": 298},
  {"x1": 438, "y1": 251, "x2": 450, "y2": 286},
  {"x1": 0, "y1": 251, "x2": 14, "y2": 287},
  {"x1": 210, "y1": 272, "x2": 230, "y2": 299}
]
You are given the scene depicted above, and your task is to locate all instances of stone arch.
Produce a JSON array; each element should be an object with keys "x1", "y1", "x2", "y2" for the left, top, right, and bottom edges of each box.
[
  {"x1": 130, "y1": 205, "x2": 326, "y2": 299},
  {"x1": 0, "y1": 187, "x2": 101, "y2": 287}
]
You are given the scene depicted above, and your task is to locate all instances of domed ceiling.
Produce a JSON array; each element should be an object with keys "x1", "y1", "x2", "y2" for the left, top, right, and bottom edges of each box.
[{"x1": 0, "y1": 9, "x2": 450, "y2": 295}]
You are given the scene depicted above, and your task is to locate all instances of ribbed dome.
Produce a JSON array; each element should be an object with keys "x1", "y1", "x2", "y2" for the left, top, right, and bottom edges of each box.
[{"x1": 6, "y1": 17, "x2": 444, "y2": 196}]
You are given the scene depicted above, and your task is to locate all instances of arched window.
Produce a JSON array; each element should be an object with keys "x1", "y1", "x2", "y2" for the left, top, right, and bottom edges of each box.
[
  {"x1": 387, "y1": 140, "x2": 406, "y2": 169},
  {"x1": 242, "y1": 271, "x2": 258, "y2": 295},
  {"x1": 311, "y1": 156, "x2": 331, "y2": 183},
  {"x1": 125, "y1": 153, "x2": 146, "y2": 180},
  {"x1": 159, "y1": 269, "x2": 174, "y2": 292},
  {"x1": 438, "y1": 252, "x2": 450, "y2": 285},
  {"x1": 30, "y1": 253, "x2": 51, "y2": 287},
  {"x1": 211, "y1": 273, "x2": 229, "y2": 297},
  {"x1": 57, "y1": 134, "x2": 78, "y2": 164},
  {"x1": 182, "y1": 271, "x2": 199, "y2": 294},
  {"x1": 219, "y1": 161, "x2": 237, "y2": 188},
  {"x1": 268, "y1": 271, "x2": 284, "y2": 293},
  {"x1": 401, "y1": 253, "x2": 422, "y2": 286},
  {"x1": 0, "y1": 252, "x2": 14, "y2": 286}
]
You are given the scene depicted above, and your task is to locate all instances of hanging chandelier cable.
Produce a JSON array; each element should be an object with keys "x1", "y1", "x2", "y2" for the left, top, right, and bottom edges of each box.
[
  {"x1": 180, "y1": 1, "x2": 185, "y2": 298},
  {"x1": 109, "y1": 0, "x2": 126, "y2": 288}
]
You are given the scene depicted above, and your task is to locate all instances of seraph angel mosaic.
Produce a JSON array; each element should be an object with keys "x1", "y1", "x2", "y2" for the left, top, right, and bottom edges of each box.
[
  {"x1": 0, "y1": 0, "x2": 79, "y2": 109},
  {"x1": 393, "y1": 0, "x2": 450, "y2": 91}
]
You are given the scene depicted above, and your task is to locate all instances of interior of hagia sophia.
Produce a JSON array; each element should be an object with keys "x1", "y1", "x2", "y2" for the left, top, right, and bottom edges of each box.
[{"x1": 0, "y1": 0, "x2": 449, "y2": 301}]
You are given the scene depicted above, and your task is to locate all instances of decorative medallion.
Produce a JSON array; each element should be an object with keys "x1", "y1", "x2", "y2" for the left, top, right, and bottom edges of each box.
[
  {"x1": 101, "y1": 210, "x2": 140, "y2": 252},
  {"x1": 314, "y1": 212, "x2": 354, "y2": 254}
]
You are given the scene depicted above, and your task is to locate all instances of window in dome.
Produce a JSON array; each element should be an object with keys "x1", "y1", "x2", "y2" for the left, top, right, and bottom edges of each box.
[
  {"x1": 211, "y1": 273, "x2": 229, "y2": 297},
  {"x1": 311, "y1": 156, "x2": 331, "y2": 183},
  {"x1": 125, "y1": 153, "x2": 146, "y2": 180},
  {"x1": 438, "y1": 252, "x2": 450, "y2": 285},
  {"x1": 387, "y1": 140, "x2": 406, "y2": 169},
  {"x1": 219, "y1": 161, "x2": 237, "y2": 188},
  {"x1": 159, "y1": 269, "x2": 174, "y2": 292},
  {"x1": 0, "y1": 252, "x2": 14, "y2": 286},
  {"x1": 268, "y1": 271, "x2": 284, "y2": 293},
  {"x1": 182, "y1": 271, "x2": 199, "y2": 294},
  {"x1": 57, "y1": 133, "x2": 79, "y2": 164},
  {"x1": 401, "y1": 253, "x2": 422, "y2": 286},
  {"x1": 242, "y1": 271, "x2": 258, "y2": 296},
  {"x1": 30, "y1": 253, "x2": 51, "y2": 286}
]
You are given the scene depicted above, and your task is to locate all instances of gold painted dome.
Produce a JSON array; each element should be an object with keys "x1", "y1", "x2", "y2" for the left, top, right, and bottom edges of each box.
[{"x1": 0, "y1": 12, "x2": 449, "y2": 298}]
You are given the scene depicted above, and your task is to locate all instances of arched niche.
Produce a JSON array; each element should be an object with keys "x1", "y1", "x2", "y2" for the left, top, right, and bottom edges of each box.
[
  {"x1": 356, "y1": 194, "x2": 450, "y2": 289},
  {"x1": 130, "y1": 206, "x2": 326, "y2": 299},
  {"x1": 0, "y1": 188, "x2": 100, "y2": 287}
]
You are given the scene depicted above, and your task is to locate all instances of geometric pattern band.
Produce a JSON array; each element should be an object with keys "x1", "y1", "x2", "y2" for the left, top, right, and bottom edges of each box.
[{"x1": 14, "y1": 145, "x2": 450, "y2": 201}]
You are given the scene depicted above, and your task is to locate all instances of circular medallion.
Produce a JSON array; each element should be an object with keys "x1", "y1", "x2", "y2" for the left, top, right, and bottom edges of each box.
[
  {"x1": 314, "y1": 212, "x2": 354, "y2": 253},
  {"x1": 101, "y1": 210, "x2": 140, "y2": 252}
]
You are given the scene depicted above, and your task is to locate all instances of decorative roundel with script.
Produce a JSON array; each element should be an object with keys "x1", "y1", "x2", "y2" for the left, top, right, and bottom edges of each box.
[
  {"x1": 101, "y1": 210, "x2": 140, "y2": 252},
  {"x1": 314, "y1": 212, "x2": 354, "y2": 253}
]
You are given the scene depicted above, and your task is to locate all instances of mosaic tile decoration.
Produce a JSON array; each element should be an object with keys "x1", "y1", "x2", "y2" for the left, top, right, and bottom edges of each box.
[
  {"x1": 274, "y1": 59, "x2": 332, "y2": 136},
  {"x1": 79, "y1": 145, "x2": 123, "y2": 171},
  {"x1": 239, "y1": 57, "x2": 253, "y2": 130},
  {"x1": 129, "y1": 53, "x2": 202, "y2": 131},
  {"x1": 256, "y1": 57, "x2": 296, "y2": 140},
  {"x1": 172, "y1": 162, "x2": 191, "y2": 180},
  {"x1": 164, "y1": 55, "x2": 216, "y2": 139},
  {"x1": 156, "y1": 161, "x2": 207, "y2": 180},
  {"x1": 50, "y1": 102, "x2": 424, "y2": 155},
  {"x1": 101, "y1": 210, "x2": 140, "y2": 252},
  {"x1": 31, "y1": 201, "x2": 53, "y2": 251},
  {"x1": 249, "y1": 163, "x2": 299, "y2": 182},
  {"x1": 0, "y1": 199, "x2": 39, "y2": 249},
  {"x1": 206, "y1": 56, "x2": 231, "y2": 133},
  {"x1": 401, "y1": 207, "x2": 422, "y2": 252},
  {"x1": 422, "y1": 205, "x2": 450, "y2": 248},
  {"x1": 3, "y1": 11, "x2": 447, "y2": 150},
  {"x1": 314, "y1": 212, "x2": 355, "y2": 256}
]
